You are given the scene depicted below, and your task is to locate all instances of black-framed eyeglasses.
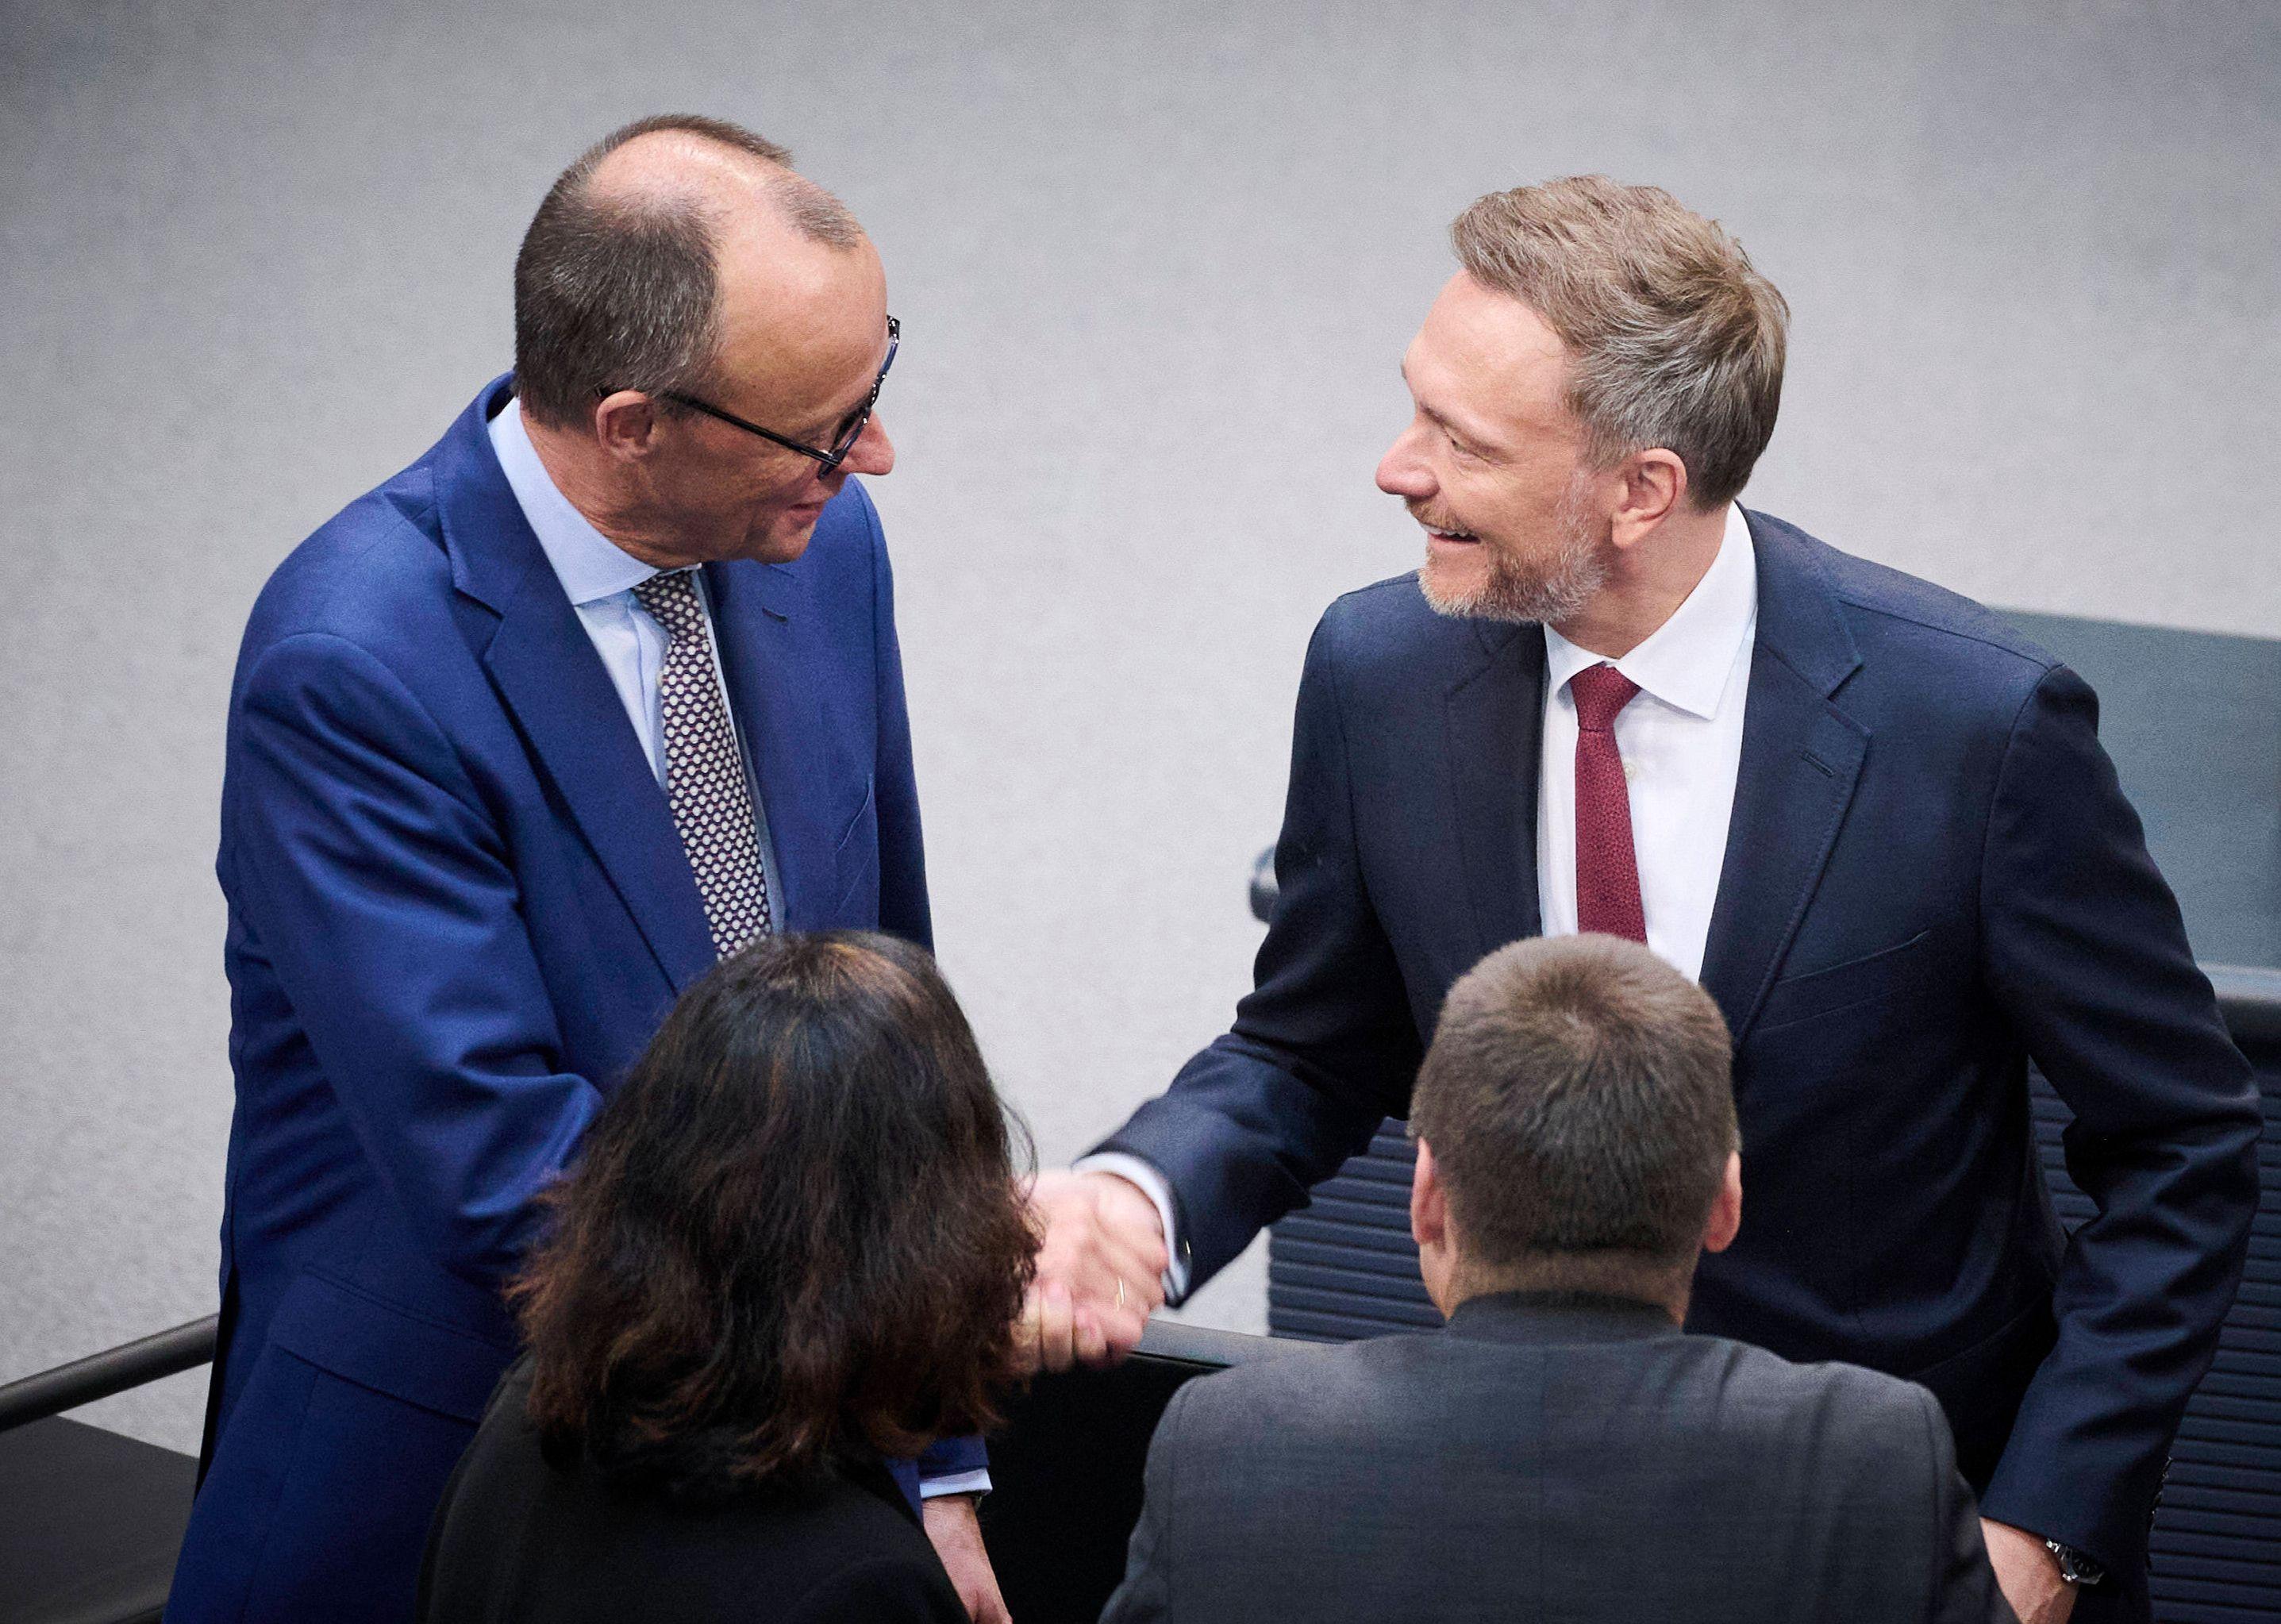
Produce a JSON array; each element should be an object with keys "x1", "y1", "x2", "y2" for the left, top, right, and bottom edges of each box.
[{"x1": 656, "y1": 315, "x2": 899, "y2": 471}]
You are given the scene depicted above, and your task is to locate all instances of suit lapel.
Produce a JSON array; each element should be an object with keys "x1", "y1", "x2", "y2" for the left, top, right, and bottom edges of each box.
[
  {"x1": 439, "y1": 380, "x2": 717, "y2": 995},
  {"x1": 1698, "y1": 514, "x2": 1868, "y2": 1044},
  {"x1": 704, "y1": 559, "x2": 838, "y2": 932},
  {"x1": 1446, "y1": 620, "x2": 1545, "y2": 960}
]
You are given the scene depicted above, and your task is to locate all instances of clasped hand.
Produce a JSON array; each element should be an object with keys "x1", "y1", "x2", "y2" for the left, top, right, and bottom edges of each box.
[{"x1": 1018, "y1": 1171, "x2": 1169, "y2": 1372}]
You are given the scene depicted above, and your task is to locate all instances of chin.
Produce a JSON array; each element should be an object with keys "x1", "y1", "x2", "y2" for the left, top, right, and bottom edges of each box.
[
  {"x1": 748, "y1": 515, "x2": 824, "y2": 565},
  {"x1": 1417, "y1": 554, "x2": 1492, "y2": 618}
]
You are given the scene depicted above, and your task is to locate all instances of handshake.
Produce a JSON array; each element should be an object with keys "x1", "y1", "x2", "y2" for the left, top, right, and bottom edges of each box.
[{"x1": 1015, "y1": 1170, "x2": 1172, "y2": 1372}]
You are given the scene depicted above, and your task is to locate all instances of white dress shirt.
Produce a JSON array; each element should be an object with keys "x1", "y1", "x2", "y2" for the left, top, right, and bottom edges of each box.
[
  {"x1": 1537, "y1": 502, "x2": 1758, "y2": 982},
  {"x1": 486, "y1": 402, "x2": 987, "y2": 1496},
  {"x1": 1098, "y1": 505, "x2": 1760, "y2": 1302}
]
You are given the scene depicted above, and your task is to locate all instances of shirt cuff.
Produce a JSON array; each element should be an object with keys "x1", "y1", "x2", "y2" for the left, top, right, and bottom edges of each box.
[
  {"x1": 1071, "y1": 1151, "x2": 1192, "y2": 1303},
  {"x1": 917, "y1": 1468, "x2": 991, "y2": 1500}
]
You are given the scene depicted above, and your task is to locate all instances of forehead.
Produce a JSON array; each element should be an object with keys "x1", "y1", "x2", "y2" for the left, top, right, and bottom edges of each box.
[
  {"x1": 1405, "y1": 271, "x2": 1573, "y2": 439},
  {"x1": 710, "y1": 215, "x2": 887, "y2": 421}
]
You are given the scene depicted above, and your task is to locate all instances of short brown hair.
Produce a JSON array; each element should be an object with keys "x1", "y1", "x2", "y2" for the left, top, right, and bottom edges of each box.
[
  {"x1": 1410, "y1": 934, "x2": 1737, "y2": 1285},
  {"x1": 513, "y1": 114, "x2": 862, "y2": 429},
  {"x1": 1452, "y1": 175, "x2": 1788, "y2": 509},
  {"x1": 514, "y1": 931, "x2": 1034, "y2": 1501}
]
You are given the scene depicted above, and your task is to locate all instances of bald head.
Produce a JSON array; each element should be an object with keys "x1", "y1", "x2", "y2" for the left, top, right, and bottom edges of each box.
[
  {"x1": 513, "y1": 114, "x2": 864, "y2": 429},
  {"x1": 583, "y1": 122, "x2": 862, "y2": 252}
]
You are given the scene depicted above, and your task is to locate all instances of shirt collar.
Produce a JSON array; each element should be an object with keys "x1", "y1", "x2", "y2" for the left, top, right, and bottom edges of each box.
[
  {"x1": 1544, "y1": 503, "x2": 1758, "y2": 721},
  {"x1": 487, "y1": 395, "x2": 662, "y2": 607}
]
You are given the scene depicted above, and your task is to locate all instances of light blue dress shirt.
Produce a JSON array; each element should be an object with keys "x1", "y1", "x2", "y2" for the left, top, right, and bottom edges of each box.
[{"x1": 486, "y1": 398, "x2": 988, "y2": 1500}]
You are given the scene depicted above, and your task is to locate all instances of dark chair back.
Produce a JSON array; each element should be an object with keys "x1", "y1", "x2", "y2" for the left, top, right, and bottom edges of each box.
[{"x1": 979, "y1": 1319, "x2": 1304, "y2": 1624}]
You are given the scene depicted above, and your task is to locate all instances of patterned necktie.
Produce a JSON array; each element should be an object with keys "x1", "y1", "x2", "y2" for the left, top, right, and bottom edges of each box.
[
  {"x1": 1569, "y1": 662, "x2": 1647, "y2": 944},
  {"x1": 629, "y1": 571, "x2": 774, "y2": 956}
]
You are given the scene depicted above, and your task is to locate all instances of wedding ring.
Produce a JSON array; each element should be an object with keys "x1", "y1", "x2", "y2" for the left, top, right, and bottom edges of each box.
[{"x1": 1115, "y1": 1276, "x2": 1128, "y2": 1310}]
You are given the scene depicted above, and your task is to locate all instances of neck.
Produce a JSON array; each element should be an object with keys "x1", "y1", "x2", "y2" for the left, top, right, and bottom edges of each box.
[
  {"x1": 1551, "y1": 499, "x2": 1728, "y2": 660},
  {"x1": 521, "y1": 411, "x2": 702, "y2": 571},
  {"x1": 1440, "y1": 1257, "x2": 1691, "y2": 1326}
]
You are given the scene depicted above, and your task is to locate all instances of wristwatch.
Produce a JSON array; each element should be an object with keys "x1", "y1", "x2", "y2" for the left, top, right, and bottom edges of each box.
[{"x1": 2044, "y1": 1539, "x2": 2106, "y2": 1587}]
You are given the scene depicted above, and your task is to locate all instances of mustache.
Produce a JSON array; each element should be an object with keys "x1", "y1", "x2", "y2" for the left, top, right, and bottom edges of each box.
[{"x1": 1405, "y1": 503, "x2": 1471, "y2": 534}]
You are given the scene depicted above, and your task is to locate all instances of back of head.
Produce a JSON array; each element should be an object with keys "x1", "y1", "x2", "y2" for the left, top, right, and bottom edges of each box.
[
  {"x1": 514, "y1": 930, "x2": 1034, "y2": 1501},
  {"x1": 1451, "y1": 175, "x2": 1789, "y2": 510},
  {"x1": 1410, "y1": 933, "x2": 1737, "y2": 1299},
  {"x1": 512, "y1": 113, "x2": 864, "y2": 431}
]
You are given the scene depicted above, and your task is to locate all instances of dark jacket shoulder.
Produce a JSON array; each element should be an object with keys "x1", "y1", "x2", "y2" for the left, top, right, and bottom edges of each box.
[
  {"x1": 1747, "y1": 509, "x2": 2059, "y2": 694},
  {"x1": 1308, "y1": 569, "x2": 1527, "y2": 710},
  {"x1": 1122, "y1": 1310, "x2": 1986, "y2": 1624},
  {"x1": 418, "y1": 1363, "x2": 962, "y2": 1624},
  {"x1": 1167, "y1": 1313, "x2": 1935, "y2": 1460}
]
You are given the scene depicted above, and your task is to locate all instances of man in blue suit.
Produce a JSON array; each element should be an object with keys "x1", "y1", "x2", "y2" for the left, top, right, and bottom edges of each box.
[
  {"x1": 1037, "y1": 177, "x2": 2260, "y2": 1622},
  {"x1": 172, "y1": 117, "x2": 1006, "y2": 1622}
]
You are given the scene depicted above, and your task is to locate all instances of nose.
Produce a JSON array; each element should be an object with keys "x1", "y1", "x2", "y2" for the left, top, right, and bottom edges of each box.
[
  {"x1": 1376, "y1": 422, "x2": 1433, "y2": 501},
  {"x1": 842, "y1": 411, "x2": 895, "y2": 477}
]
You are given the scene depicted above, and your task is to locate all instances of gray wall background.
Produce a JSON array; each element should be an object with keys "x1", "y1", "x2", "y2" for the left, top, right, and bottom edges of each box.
[{"x1": 5, "y1": 0, "x2": 2276, "y2": 1453}]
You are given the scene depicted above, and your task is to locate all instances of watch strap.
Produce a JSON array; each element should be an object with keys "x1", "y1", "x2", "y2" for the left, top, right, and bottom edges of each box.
[{"x1": 2044, "y1": 1539, "x2": 2106, "y2": 1587}]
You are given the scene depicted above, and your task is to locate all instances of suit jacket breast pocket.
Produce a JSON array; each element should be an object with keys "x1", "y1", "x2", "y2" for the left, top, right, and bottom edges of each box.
[
  {"x1": 1754, "y1": 928, "x2": 1935, "y2": 1034},
  {"x1": 828, "y1": 774, "x2": 879, "y2": 924}
]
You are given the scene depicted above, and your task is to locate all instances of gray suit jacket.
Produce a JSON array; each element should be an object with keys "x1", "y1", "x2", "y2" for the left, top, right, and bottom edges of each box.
[{"x1": 1101, "y1": 1292, "x2": 2015, "y2": 1624}]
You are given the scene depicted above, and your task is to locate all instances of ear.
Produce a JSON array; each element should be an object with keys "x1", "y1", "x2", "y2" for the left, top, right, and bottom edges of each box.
[
  {"x1": 593, "y1": 389, "x2": 665, "y2": 465},
  {"x1": 1609, "y1": 448, "x2": 1689, "y2": 550},
  {"x1": 1700, "y1": 1151, "x2": 1743, "y2": 1253},
  {"x1": 1410, "y1": 1138, "x2": 1449, "y2": 1252}
]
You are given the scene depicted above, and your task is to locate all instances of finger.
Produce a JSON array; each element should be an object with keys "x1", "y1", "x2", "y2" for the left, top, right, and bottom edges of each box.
[
  {"x1": 1033, "y1": 1282, "x2": 1077, "y2": 1374},
  {"x1": 1098, "y1": 1301, "x2": 1150, "y2": 1360},
  {"x1": 1059, "y1": 1235, "x2": 1166, "y2": 1313},
  {"x1": 1032, "y1": 1209, "x2": 1165, "y2": 1313},
  {"x1": 1098, "y1": 1220, "x2": 1171, "y2": 1285},
  {"x1": 1087, "y1": 1231, "x2": 1169, "y2": 1305},
  {"x1": 1072, "y1": 1303, "x2": 1110, "y2": 1368},
  {"x1": 1012, "y1": 1294, "x2": 1051, "y2": 1377}
]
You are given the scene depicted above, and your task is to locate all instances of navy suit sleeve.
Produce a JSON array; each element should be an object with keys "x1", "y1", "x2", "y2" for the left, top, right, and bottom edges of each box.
[
  {"x1": 225, "y1": 632, "x2": 602, "y2": 1287},
  {"x1": 1094, "y1": 612, "x2": 1424, "y2": 1290},
  {"x1": 862, "y1": 486, "x2": 932, "y2": 954},
  {"x1": 1975, "y1": 664, "x2": 2260, "y2": 1576}
]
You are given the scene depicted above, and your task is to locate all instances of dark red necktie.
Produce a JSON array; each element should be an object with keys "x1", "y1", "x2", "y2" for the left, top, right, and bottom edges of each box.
[{"x1": 1569, "y1": 663, "x2": 1647, "y2": 944}]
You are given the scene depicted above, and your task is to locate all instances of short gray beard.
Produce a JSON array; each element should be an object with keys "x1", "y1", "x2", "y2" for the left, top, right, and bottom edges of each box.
[{"x1": 1417, "y1": 469, "x2": 1610, "y2": 626}]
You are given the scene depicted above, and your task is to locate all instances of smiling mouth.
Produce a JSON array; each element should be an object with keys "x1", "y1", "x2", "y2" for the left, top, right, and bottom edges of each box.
[{"x1": 1408, "y1": 506, "x2": 1477, "y2": 543}]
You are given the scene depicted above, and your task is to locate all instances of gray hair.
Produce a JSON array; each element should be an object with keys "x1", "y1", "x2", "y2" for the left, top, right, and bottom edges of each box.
[
  {"x1": 512, "y1": 114, "x2": 862, "y2": 429},
  {"x1": 1452, "y1": 176, "x2": 1789, "y2": 510}
]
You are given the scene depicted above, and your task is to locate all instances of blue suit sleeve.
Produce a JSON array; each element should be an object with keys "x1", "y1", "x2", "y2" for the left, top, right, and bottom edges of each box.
[
  {"x1": 853, "y1": 490, "x2": 972, "y2": 1488},
  {"x1": 863, "y1": 488, "x2": 932, "y2": 954},
  {"x1": 1975, "y1": 664, "x2": 2260, "y2": 1576},
  {"x1": 1093, "y1": 613, "x2": 1422, "y2": 1291},
  {"x1": 226, "y1": 631, "x2": 602, "y2": 1288}
]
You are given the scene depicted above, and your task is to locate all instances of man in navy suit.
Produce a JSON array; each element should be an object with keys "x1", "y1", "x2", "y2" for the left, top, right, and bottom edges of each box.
[
  {"x1": 1034, "y1": 177, "x2": 2259, "y2": 1622},
  {"x1": 172, "y1": 117, "x2": 1005, "y2": 1622}
]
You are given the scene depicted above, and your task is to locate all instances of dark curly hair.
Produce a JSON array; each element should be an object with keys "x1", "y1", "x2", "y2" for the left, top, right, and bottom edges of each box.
[{"x1": 512, "y1": 931, "x2": 1035, "y2": 1502}]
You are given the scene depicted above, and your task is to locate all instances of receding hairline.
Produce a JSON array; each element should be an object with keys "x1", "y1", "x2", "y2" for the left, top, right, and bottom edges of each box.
[{"x1": 581, "y1": 127, "x2": 864, "y2": 252}]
